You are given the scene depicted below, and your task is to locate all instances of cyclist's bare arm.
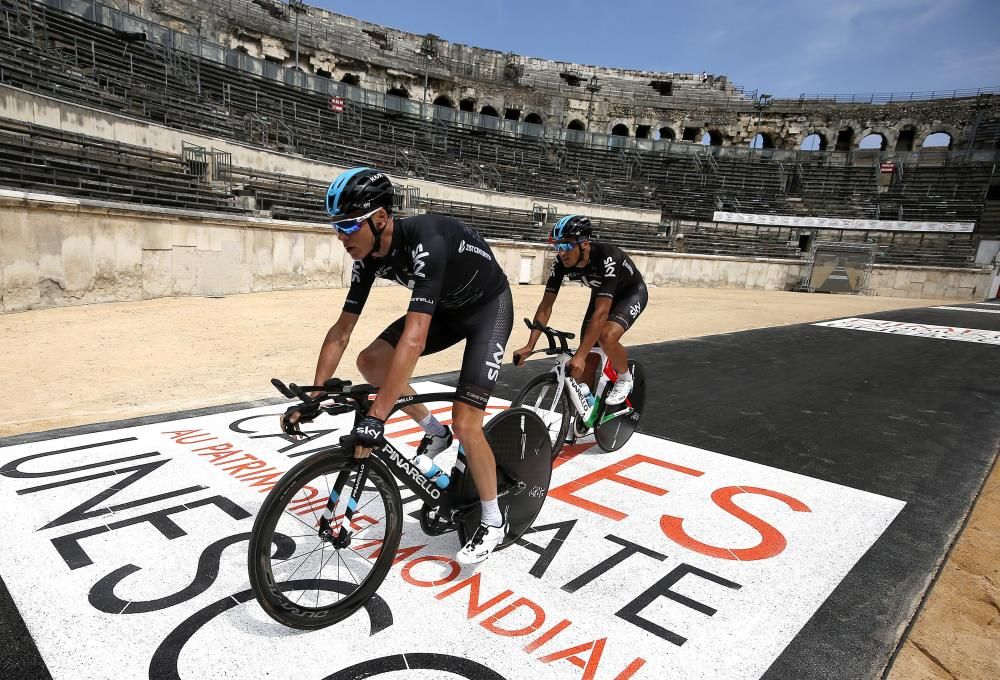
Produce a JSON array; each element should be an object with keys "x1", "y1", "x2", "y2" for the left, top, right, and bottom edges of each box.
[
  {"x1": 313, "y1": 311, "x2": 360, "y2": 387},
  {"x1": 514, "y1": 291, "x2": 558, "y2": 366},
  {"x1": 368, "y1": 311, "x2": 432, "y2": 421}
]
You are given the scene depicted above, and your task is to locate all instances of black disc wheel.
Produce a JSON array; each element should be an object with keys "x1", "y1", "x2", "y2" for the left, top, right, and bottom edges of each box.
[
  {"x1": 455, "y1": 408, "x2": 553, "y2": 549},
  {"x1": 248, "y1": 448, "x2": 402, "y2": 629},
  {"x1": 594, "y1": 360, "x2": 646, "y2": 452},
  {"x1": 512, "y1": 372, "x2": 572, "y2": 458}
]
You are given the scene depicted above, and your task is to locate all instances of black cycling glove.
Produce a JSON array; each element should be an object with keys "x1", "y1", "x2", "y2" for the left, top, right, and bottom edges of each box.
[
  {"x1": 280, "y1": 401, "x2": 321, "y2": 437},
  {"x1": 354, "y1": 416, "x2": 386, "y2": 448}
]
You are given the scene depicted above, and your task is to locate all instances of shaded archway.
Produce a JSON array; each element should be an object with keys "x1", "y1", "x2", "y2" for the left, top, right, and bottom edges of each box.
[
  {"x1": 702, "y1": 130, "x2": 723, "y2": 146},
  {"x1": 859, "y1": 133, "x2": 887, "y2": 150},
  {"x1": 800, "y1": 133, "x2": 826, "y2": 151},
  {"x1": 896, "y1": 126, "x2": 916, "y2": 152},
  {"x1": 340, "y1": 73, "x2": 360, "y2": 86},
  {"x1": 835, "y1": 127, "x2": 854, "y2": 152},
  {"x1": 750, "y1": 132, "x2": 775, "y2": 149},
  {"x1": 459, "y1": 97, "x2": 476, "y2": 112},
  {"x1": 432, "y1": 95, "x2": 455, "y2": 108},
  {"x1": 611, "y1": 123, "x2": 630, "y2": 137},
  {"x1": 480, "y1": 105, "x2": 499, "y2": 117},
  {"x1": 636, "y1": 125, "x2": 652, "y2": 139},
  {"x1": 524, "y1": 112, "x2": 543, "y2": 125},
  {"x1": 658, "y1": 127, "x2": 676, "y2": 141},
  {"x1": 567, "y1": 119, "x2": 586, "y2": 131},
  {"x1": 387, "y1": 86, "x2": 409, "y2": 99}
]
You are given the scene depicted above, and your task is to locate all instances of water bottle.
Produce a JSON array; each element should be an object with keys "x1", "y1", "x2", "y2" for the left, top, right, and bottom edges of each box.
[
  {"x1": 578, "y1": 382, "x2": 596, "y2": 408},
  {"x1": 413, "y1": 454, "x2": 450, "y2": 489}
]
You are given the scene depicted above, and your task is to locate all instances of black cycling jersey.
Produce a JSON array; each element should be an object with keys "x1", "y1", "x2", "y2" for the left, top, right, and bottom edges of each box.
[
  {"x1": 343, "y1": 213, "x2": 508, "y2": 316},
  {"x1": 544, "y1": 241, "x2": 643, "y2": 300}
]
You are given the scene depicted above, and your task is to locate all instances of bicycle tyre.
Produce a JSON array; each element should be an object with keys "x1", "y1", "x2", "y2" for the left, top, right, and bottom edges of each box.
[
  {"x1": 512, "y1": 371, "x2": 572, "y2": 459},
  {"x1": 455, "y1": 407, "x2": 553, "y2": 549},
  {"x1": 248, "y1": 447, "x2": 402, "y2": 630},
  {"x1": 594, "y1": 360, "x2": 646, "y2": 452}
]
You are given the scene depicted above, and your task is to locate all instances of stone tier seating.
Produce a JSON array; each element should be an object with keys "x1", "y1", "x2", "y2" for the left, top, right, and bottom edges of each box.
[{"x1": 0, "y1": 0, "x2": 989, "y2": 268}]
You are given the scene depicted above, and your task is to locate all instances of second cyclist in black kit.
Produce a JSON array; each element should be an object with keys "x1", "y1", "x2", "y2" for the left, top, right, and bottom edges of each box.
[
  {"x1": 514, "y1": 215, "x2": 647, "y2": 405},
  {"x1": 283, "y1": 167, "x2": 513, "y2": 564}
]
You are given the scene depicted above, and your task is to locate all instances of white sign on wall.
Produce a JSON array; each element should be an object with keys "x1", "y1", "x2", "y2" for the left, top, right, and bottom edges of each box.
[{"x1": 0, "y1": 383, "x2": 904, "y2": 680}]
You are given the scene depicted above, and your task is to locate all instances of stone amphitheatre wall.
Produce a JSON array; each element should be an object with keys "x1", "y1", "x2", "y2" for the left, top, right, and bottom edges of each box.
[
  {"x1": 2, "y1": 190, "x2": 992, "y2": 313},
  {"x1": 114, "y1": 0, "x2": 999, "y2": 152}
]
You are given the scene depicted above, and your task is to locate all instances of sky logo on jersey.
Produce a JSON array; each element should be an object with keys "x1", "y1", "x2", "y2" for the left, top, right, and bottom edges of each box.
[
  {"x1": 411, "y1": 244, "x2": 429, "y2": 278},
  {"x1": 351, "y1": 261, "x2": 364, "y2": 283},
  {"x1": 459, "y1": 240, "x2": 492, "y2": 262},
  {"x1": 604, "y1": 256, "x2": 616, "y2": 277}
]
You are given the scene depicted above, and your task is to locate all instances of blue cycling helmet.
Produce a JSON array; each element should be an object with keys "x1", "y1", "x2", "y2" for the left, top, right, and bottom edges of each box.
[
  {"x1": 550, "y1": 214, "x2": 592, "y2": 241},
  {"x1": 325, "y1": 167, "x2": 394, "y2": 218}
]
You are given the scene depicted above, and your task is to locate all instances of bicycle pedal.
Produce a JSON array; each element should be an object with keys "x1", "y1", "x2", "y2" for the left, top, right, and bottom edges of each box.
[{"x1": 419, "y1": 505, "x2": 456, "y2": 536}]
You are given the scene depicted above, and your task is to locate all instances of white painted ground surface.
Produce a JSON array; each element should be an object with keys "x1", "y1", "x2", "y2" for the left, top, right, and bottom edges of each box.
[
  {"x1": 0, "y1": 383, "x2": 904, "y2": 680},
  {"x1": 815, "y1": 317, "x2": 1000, "y2": 345}
]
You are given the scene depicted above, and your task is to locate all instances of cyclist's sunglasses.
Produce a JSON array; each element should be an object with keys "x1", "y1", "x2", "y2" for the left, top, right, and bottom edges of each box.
[
  {"x1": 330, "y1": 207, "x2": 380, "y2": 235},
  {"x1": 550, "y1": 239, "x2": 583, "y2": 252}
]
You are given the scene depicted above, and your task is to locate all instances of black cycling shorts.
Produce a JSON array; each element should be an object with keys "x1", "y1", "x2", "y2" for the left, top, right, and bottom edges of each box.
[
  {"x1": 377, "y1": 288, "x2": 513, "y2": 410},
  {"x1": 581, "y1": 281, "x2": 648, "y2": 338}
]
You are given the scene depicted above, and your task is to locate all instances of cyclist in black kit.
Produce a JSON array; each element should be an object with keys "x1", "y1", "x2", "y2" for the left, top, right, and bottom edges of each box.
[
  {"x1": 283, "y1": 167, "x2": 513, "y2": 564},
  {"x1": 513, "y1": 214, "x2": 647, "y2": 405}
]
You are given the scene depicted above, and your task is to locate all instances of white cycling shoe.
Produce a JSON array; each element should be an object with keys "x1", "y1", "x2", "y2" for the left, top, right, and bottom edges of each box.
[
  {"x1": 417, "y1": 425, "x2": 453, "y2": 457},
  {"x1": 605, "y1": 376, "x2": 633, "y2": 405},
  {"x1": 457, "y1": 521, "x2": 508, "y2": 565}
]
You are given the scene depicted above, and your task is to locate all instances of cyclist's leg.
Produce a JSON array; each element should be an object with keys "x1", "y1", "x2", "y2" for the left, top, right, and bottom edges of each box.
[
  {"x1": 579, "y1": 294, "x2": 601, "y2": 391},
  {"x1": 601, "y1": 283, "x2": 647, "y2": 404},
  {"x1": 448, "y1": 288, "x2": 513, "y2": 563},
  {"x1": 357, "y1": 315, "x2": 461, "y2": 424}
]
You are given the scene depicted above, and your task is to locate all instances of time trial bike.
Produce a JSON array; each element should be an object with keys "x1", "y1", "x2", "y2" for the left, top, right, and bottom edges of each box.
[
  {"x1": 512, "y1": 319, "x2": 645, "y2": 456},
  {"x1": 247, "y1": 378, "x2": 552, "y2": 629}
]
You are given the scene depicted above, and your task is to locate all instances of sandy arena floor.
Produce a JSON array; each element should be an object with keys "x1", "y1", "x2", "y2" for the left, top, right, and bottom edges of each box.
[{"x1": 1, "y1": 285, "x2": 996, "y2": 679}]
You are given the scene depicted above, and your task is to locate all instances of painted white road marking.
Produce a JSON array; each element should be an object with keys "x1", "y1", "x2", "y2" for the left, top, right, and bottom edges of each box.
[
  {"x1": 815, "y1": 317, "x2": 1000, "y2": 345},
  {"x1": 933, "y1": 306, "x2": 1000, "y2": 314},
  {"x1": 973, "y1": 302, "x2": 1000, "y2": 307},
  {"x1": 0, "y1": 383, "x2": 904, "y2": 680}
]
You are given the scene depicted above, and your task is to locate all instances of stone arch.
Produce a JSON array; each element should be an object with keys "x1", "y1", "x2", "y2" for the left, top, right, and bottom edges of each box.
[
  {"x1": 702, "y1": 129, "x2": 723, "y2": 146},
  {"x1": 387, "y1": 86, "x2": 409, "y2": 99},
  {"x1": 750, "y1": 131, "x2": 776, "y2": 149},
  {"x1": 798, "y1": 128, "x2": 831, "y2": 151},
  {"x1": 834, "y1": 125, "x2": 857, "y2": 152},
  {"x1": 917, "y1": 125, "x2": 961, "y2": 149},
  {"x1": 432, "y1": 94, "x2": 455, "y2": 108},
  {"x1": 857, "y1": 126, "x2": 894, "y2": 150},
  {"x1": 658, "y1": 126, "x2": 677, "y2": 141},
  {"x1": 524, "y1": 112, "x2": 544, "y2": 125},
  {"x1": 459, "y1": 97, "x2": 476, "y2": 112},
  {"x1": 480, "y1": 105, "x2": 499, "y2": 117},
  {"x1": 567, "y1": 119, "x2": 586, "y2": 131},
  {"x1": 340, "y1": 72, "x2": 361, "y2": 86},
  {"x1": 611, "y1": 123, "x2": 630, "y2": 137}
]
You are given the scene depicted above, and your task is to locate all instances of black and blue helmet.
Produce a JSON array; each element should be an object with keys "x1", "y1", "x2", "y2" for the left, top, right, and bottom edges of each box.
[
  {"x1": 550, "y1": 214, "x2": 592, "y2": 241},
  {"x1": 325, "y1": 167, "x2": 394, "y2": 218}
]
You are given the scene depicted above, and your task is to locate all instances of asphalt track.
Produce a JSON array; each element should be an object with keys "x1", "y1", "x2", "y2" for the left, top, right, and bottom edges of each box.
[{"x1": 1, "y1": 303, "x2": 998, "y2": 679}]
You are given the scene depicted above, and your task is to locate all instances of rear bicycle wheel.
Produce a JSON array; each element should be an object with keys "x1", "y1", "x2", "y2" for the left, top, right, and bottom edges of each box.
[
  {"x1": 455, "y1": 407, "x2": 553, "y2": 548},
  {"x1": 594, "y1": 360, "x2": 646, "y2": 452},
  {"x1": 248, "y1": 447, "x2": 402, "y2": 629},
  {"x1": 512, "y1": 371, "x2": 572, "y2": 458}
]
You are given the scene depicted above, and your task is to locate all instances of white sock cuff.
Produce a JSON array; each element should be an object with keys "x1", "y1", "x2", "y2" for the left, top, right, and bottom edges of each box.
[{"x1": 419, "y1": 414, "x2": 447, "y2": 438}]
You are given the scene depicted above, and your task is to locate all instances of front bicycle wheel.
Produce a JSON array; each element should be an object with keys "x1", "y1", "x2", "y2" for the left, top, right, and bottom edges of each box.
[
  {"x1": 513, "y1": 371, "x2": 572, "y2": 458},
  {"x1": 248, "y1": 447, "x2": 402, "y2": 630},
  {"x1": 594, "y1": 360, "x2": 646, "y2": 452},
  {"x1": 456, "y1": 407, "x2": 553, "y2": 548}
]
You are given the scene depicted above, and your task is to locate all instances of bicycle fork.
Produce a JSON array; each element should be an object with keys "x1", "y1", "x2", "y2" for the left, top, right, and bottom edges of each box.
[{"x1": 318, "y1": 464, "x2": 369, "y2": 549}]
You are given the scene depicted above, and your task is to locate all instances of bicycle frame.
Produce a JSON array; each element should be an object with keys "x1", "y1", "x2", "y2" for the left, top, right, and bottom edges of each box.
[
  {"x1": 320, "y1": 390, "x2": 469, "y2": 544},
  {"x1": 546, "y1": 349, "x2": 636, "y2": 431}
]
